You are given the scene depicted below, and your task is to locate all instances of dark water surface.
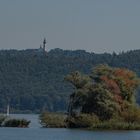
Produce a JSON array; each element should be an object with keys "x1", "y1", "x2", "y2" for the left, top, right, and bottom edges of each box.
[{"x1": 0, "y1": 114, "x2": 139, "y2": 140}]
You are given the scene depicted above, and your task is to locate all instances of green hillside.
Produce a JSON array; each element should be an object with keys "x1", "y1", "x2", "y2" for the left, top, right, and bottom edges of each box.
[{"x1": 0, "y1": 48, "x2": 140, "y2": 113}]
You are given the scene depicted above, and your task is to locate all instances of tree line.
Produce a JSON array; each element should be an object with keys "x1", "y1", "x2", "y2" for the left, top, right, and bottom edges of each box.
[{"x1": 0, "y1": 48, "x2": 140, "y2": 113}]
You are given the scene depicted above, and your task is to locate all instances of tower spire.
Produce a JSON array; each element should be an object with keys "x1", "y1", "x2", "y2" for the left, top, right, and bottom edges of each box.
[{"x1": 43, "y1": 38, "x2": 47, "y2": 51}]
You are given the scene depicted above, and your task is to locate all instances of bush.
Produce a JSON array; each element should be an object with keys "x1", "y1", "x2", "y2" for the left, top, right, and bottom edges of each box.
[
  {"x1": 0, "y1": 115, "x2": 6, "y2": 126},
  {"x1": 40, "y1": 112, "x2": 66, "y2": 128},
  {"x1": 91, "y1": 121, "x2": 140, "y2": 130},
  {"x1": 66, "y1": 114, "x2": 99, "y2": 128},
  {"x1": 120, "y1": 106, "x2": 140, "y2": 123},
  {"x1": 4, "y1": 119, "x2": 30, "y2": 127}
]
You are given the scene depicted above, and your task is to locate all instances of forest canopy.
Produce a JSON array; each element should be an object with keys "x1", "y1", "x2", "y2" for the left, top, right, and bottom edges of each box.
[{"x1": 0, "y1": 48, "x2": 140, "y2": 112}]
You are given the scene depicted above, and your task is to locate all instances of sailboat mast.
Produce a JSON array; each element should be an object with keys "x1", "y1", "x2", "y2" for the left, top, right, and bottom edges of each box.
[{"x1": 6, "y1": 104, "x2": 10, "y2": 116}]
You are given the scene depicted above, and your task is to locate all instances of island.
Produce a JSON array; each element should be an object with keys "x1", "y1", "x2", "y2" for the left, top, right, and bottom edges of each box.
[
  {"x1": 0, "y1": 115, "x2": 30, "y2": 128},
  {"x1": 40, "y1": 64, "x2": 140, "y2": 130}
]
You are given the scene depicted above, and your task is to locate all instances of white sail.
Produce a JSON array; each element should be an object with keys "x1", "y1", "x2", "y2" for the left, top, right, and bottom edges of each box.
[{"x1": 6, "y1": 104, "x2": 10, "y2": 116}]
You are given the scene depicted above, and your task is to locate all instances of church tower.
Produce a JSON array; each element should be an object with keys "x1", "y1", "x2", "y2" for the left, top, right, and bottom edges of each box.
[
  {"x1": 43, "y1": 38, "x2": 47, "y2": 51},
  {"x1": 39, "y1": 38, "x2": 48, "y2": 54}
]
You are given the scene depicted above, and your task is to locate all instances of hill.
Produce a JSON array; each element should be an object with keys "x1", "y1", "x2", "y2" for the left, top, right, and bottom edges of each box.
[{"x1": 0, "y1": 48, "x2": 140, "y2": 113}]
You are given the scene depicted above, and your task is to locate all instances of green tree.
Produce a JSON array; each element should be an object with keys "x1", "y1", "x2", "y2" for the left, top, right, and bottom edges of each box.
[{"x1": 66, "y1": 64, "x2": 140, "y2": 120}]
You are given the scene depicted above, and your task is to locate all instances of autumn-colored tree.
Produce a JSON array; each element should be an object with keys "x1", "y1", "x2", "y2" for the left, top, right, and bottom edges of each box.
[{"x1": 66, "y1": 64, "x2": 140, "y2": 120}]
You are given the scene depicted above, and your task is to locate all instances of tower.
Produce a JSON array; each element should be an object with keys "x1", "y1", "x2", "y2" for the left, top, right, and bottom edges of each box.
[{"x1": 43, "y1": 38, "x2": 47, "y2": 51}]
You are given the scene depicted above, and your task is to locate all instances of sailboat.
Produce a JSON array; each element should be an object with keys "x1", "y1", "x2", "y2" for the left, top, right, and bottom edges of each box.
[
  {"x1": 1, "y1": 104, "x2": 10, "y2": 126},
  {"x1": 6, "y1": 104, "x2": 10, "y2": 117}
]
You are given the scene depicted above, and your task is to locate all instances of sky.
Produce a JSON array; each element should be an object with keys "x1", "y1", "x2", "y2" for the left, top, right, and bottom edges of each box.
[{"x1": 0, "y1": 0, "x2": 140, "y2": 53}]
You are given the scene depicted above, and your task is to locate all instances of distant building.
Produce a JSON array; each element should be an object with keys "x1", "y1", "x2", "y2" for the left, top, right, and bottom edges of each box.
[
  {"x1": 43, "y1": 38, "x2": 47, "y2": 51},
  {"x1": 38, "y1": 45, "x2": 44, "y2": 52},
  {"x1": 39, "y1": 38, "x2": 47, "y2": 52},
  {"x1": 25, "y1": 38, "x2": 47, "y2": 56}
]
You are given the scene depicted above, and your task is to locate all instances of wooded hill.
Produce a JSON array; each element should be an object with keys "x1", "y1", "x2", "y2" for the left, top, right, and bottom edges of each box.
[{"x1": 0, "y1": 48, "x2": 140, "y2": 113}]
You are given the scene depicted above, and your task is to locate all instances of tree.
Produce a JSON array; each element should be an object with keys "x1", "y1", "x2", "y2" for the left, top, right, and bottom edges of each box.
[{"x1": 66, "y1": 64, "x2": 140, "y2": 120}]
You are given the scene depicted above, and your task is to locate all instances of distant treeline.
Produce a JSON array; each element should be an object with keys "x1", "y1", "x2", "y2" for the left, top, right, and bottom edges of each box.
[{"x1": 0, "y1": 48, "x2": 140, "y2": 113}]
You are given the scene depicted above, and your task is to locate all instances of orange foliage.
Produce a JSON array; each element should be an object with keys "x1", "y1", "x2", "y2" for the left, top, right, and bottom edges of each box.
[
  {"x1": 100, "y1": 75, "x2": 123, "y2": 104},
  {"x1": 114, "y1": 68, "x2": 138, "y2": 90},
  {"x1": 100, "y1": 76, "x2": 121, "y2": 95}
]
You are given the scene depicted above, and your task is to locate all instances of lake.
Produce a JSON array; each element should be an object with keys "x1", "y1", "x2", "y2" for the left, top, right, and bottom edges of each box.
[{"x1": 0, "y1": 114, "x2": 140, "y2": 140}]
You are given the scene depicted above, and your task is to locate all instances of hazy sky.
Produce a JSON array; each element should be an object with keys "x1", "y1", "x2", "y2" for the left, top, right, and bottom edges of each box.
[{"x1": 0, "y1": 0, "x2": 140, "y2": 53}]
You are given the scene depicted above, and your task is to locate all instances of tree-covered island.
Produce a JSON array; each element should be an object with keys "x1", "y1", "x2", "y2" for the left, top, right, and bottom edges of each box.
[
  {"x1": 40, "y1": 64, "x2": 140, "y2": 130},
  {"x1": 0, "y1": 115, "x2": 30, "y2": 128}
]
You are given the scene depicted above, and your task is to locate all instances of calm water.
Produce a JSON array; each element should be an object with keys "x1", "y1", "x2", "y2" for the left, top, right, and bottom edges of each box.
[{"x1": 0, "y1": 114, "x2": 140, "y2": 140}]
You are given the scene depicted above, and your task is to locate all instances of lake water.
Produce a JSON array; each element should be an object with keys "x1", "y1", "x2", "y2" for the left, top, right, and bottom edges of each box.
[{"x1": 0, "y1": 114, "x2": 140, "y2": 140}]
